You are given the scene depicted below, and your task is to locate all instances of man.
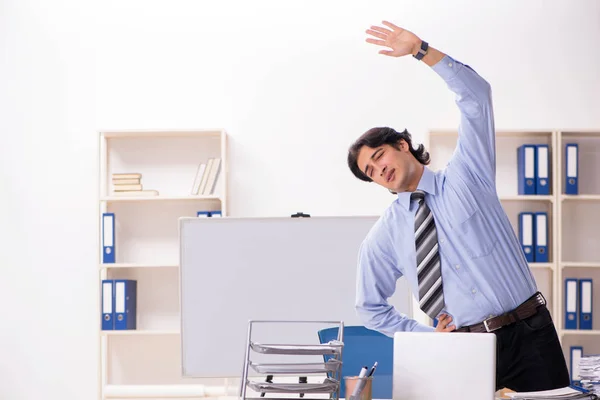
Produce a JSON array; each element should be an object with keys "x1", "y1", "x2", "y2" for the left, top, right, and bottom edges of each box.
[{"x1": 348, "y1": 20, "x2": 570, "y2": 392}]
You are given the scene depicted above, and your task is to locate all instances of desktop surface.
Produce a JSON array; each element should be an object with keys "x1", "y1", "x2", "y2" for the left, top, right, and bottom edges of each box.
[{"x1": 393, "y1": 331, "x2": 497, "y2": 400}]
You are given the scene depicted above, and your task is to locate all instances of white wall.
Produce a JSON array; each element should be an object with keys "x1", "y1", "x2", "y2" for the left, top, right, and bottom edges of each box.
[{"x1": 1, "y1": 0, "x2": 600, "y2": 398}]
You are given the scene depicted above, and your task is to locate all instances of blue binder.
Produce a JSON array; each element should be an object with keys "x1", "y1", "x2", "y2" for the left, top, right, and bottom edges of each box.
[
  {"x1": 565, "y1": 143, "x2": 578, "y2": 195},
  {"x1": 579, "y1": 279, "x2": 593, "y2": 330},
  {"x1": 114, "y1": 279, "x2": 137, "y2": 330},
  {"x1": 565, "y1": 278, "x2": 578, "y2": 329},
  {"x1": 517, "y1": 144, "x2": 537, "y2": 195},
  {"x1": 197, "y1": 211, "x2": 223, "y2": 217},
  {"x1": 102, "y1": 213, "x2": 115, "y2": 263},
  {"x1": 101, "y1": 279, "x2": 115, "y2": 330},
  {"x1": 534, "y1": 212, "x2": 548, "y2": 262},
  {"x1": 518, "y1": 212, "x2": 535, "y2": 262},
  {"x1": 535, "y1": 144, "x2": 550, "y2": 195},
  {"x1": 570, "y1": 346, "x2": 583, "y2": 384}
]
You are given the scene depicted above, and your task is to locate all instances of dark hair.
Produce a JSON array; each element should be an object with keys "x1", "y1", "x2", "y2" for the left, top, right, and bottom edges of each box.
[{"x1": 347, "y1": 127, "x2": 430, "y2": 182}]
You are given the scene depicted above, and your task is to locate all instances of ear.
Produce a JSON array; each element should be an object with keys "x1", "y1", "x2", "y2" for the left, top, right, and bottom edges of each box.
[{"x1": 398, "y1": 139, "x2": 409, "y2": 152}]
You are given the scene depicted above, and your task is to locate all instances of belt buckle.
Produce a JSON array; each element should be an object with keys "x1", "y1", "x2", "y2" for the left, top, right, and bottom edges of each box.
[{"x1": 483, "y1": 316, "x2": 500, "y2": 332}]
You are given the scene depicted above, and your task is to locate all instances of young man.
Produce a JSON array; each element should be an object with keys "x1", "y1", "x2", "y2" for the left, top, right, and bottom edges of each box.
[{"x1": 348, "y1": 21, "x2": 570, "y2": 392}]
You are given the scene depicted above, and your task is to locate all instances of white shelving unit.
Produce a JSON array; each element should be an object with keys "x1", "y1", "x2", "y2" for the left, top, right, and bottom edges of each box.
[
  {"x1": 556, "y1": 130, "x2": 600, "y2": 376},
  {"x1": 97, "y1": 129, "x2": 229, "y2": 399},
  {"x1": 426, "y1": 129, "x2": 600, "y2": 381}
]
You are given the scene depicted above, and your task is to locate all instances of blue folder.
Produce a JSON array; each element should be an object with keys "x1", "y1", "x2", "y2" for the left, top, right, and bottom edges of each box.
[
  {"x1": 517, "y1": 144, "x2": 537, "y2": 195},
  {"x1": 579, "y1": 279, "x2": 593, "y2": 330},
  {"x1": 565, "y1": 278, "x2": 578, "y2": 330},
  {"x1": 114, "y1": 279, "x2": 137, "y2": 330},
  {"x1": 535, "y1": 144, "x2": 550, "y2": 195},
  {"x1": 534, "y1": 212, "x2": 548, "y2": 262},
  {"x1": 518, "y1": 212, "x2": 535, "y2": 262},
  {"x1": 101, "y1": 279, "x2": 115, "y2": 330},
  {"x1": 102, "y1": 213, "x2": 115, "y2": 263},
  {"x1": 565, "y1": 143, "x2": 578, "y2": 195}
]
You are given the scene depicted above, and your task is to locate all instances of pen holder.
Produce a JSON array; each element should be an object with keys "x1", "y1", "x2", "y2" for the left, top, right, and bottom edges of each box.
[{"x1": 344, "y1": 376, "x2": 373, "y2": 400}]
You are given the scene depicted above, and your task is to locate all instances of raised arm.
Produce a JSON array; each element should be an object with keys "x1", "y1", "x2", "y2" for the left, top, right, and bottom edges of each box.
[{"x1": 366, "y1": 21, "x2": 496, "y2": 190}]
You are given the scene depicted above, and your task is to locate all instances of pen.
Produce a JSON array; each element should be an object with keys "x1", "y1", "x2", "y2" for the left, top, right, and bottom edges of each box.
[
  {"x1": 349, "y1": 366, "x2": 368, "y2": 400},
  {"x1": 367, "y1": 361, "x2": 378, "y2": 377}
]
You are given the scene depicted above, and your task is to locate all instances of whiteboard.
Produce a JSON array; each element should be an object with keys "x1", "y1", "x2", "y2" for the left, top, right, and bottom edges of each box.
[{"x1": 178, "y1": 216, "x2": 412, "y2": 377}]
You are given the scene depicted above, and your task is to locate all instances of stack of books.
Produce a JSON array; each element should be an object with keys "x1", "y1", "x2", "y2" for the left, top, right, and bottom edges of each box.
[
  {"x1": 191, "y1": 158, "x2": 222, "y2": 195},
  {"x1": 112, "y1": 173, "x2": 159, "y2": 196}
]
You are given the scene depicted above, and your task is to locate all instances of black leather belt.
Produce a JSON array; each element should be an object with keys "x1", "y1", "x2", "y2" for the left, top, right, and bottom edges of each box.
[{"x1": 455, "y1": 292, "x2": 546, "y2": 333}]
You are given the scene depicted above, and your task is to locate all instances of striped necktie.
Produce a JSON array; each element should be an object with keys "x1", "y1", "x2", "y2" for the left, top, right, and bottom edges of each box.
[{"x1": 412, "y1": 190, "x2": 445, "y2": 319}]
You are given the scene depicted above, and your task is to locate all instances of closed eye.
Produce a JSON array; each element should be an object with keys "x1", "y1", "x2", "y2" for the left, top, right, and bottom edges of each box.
[{"x1": 365, "y1": 148, "x2": 384, "y2": 178}]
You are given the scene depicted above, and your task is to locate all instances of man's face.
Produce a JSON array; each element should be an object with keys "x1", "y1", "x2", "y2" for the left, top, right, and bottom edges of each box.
[{"x1": 356, "y1": 140, "x2": 417, "y2": 193}]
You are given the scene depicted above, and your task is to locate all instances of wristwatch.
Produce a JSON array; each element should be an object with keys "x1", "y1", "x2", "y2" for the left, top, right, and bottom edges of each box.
[{"x1": 413, "y1": 40, "x2": 429, "y2": 61}]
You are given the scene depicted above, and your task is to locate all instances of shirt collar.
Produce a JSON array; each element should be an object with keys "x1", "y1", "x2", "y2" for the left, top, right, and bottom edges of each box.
[{"x1": 397, "y1": 166, "x2": 437, "y2": 211}]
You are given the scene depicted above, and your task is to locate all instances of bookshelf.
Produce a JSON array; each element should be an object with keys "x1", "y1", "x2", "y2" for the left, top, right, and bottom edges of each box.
[
  {"x1": 557, "y1": 130, "x2": 600, "y2": 380},
  {"x1": 425, "y1": 129, "x2": 600, "y2": 383},
  {"x1": 97, "y1": 129, "x2": 229, "y2": 399}
]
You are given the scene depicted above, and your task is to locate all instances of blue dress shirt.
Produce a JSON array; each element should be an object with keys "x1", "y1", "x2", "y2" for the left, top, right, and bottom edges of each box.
[{"x1": 355, "y1": 55, "x2": 538, "y2": 335}]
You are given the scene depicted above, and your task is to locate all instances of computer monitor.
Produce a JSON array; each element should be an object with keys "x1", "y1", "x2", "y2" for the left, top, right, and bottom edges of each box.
[{"x1": 393, "y1": 331, "x2": 497, "y2": 400}]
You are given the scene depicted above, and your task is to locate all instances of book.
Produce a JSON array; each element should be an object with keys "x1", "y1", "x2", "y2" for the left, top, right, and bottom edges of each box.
[
  {"x1": 113, "y1": 184, "x2": 142, "y2": 192},
  {"x1": 112, "y1": 173, "x2": 142, "y2": 180},
  {"x1": 203, "y1": 158, "x2": 221, "y2": 195}
]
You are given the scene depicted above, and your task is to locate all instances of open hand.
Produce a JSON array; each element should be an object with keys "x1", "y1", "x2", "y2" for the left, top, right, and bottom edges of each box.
[
  {"x1": 435, "y1": 313, "x2": 456, "y2": 332},
  {"x1": 365, "y1": 21, "x2": 421, "y2": 57}
]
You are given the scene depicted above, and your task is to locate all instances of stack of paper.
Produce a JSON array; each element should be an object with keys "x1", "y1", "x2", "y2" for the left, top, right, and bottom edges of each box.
[
  {"x1": 506, "y1": 386, "x2": 596, "y2": 399},
  {"x1": 580, "y1": 355, "x2": 600, "y2": 394}
]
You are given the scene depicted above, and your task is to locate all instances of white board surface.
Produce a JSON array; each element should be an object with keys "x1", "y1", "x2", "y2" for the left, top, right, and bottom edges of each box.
[{"x1": 178, "y1": 216, "x2": 412, "y2": 377}]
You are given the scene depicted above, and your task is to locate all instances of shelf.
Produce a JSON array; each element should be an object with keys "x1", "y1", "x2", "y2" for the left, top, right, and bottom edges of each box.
[
  {"x1": 101, "y1": 195, "x2": 222, "y2": 202},
  {"x1": 529, "y1": 263, "x2": 554, "y2": 269},
  {"x1": 560, "y1": 131, "x2": 600, "y2": 138},
  {"x1": 99, "y1": 263, "x2": 178, "y2": 269},
  {"x1": 561, "y1": 195, "x2": 600, "y2": 202},
  {"x1": 102, "y1": 329, "x2": 180, "y2": 336},
  {"x1": 561, "y1": 330, "x2": 600, "y2": 336},
  {"x1": 99, "y1": 129, "x2": 229, "y2": 397},
  {"x1": 101, "y1": 129, "x2": 224, "y2": 139},
  {"x1": 561, "y1": 262, "x2": 600, "y2": 269},
  {"x1": 499, "y1": 195, "x2": 554, "y2": 202}
]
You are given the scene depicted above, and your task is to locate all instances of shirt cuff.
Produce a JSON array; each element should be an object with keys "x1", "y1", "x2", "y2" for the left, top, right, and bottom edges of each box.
[
  {"x1": 431, "y1": 55, "x2": 462, "y2": 82},
  {"x1": 410, "y1": 322, "x2": 436, "y2": 333}
]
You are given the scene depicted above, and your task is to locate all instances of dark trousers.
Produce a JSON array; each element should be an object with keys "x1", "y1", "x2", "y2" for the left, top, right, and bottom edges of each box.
[{"x1": 494, "y1": 304, "x2": 570, "y2": 392}]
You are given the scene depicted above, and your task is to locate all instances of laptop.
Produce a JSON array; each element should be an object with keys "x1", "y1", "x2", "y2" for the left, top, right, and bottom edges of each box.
[{"x1": 393, "y1": 331, "x2": 497, "y2": 400}]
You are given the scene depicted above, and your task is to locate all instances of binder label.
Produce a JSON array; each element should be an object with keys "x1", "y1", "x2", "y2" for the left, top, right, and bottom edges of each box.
[
  {"x1": 538, "y1": 146, "x2": 548, "y2": 179},
  {"x1": 116, "y1": 281, "x2": 125, "y2": 313},
  {"x1": 525, "y1": 147, "x2": 535, "y2": 178},
  {"x1": 567, "y1": 146, "x2": 578, "y2": 178},
  {"x1": 536, "y1": 214, "x2": 547, "y2": 247},
  {"x1": 103, "y1": 215, "x2": 113, "y2": 247}
]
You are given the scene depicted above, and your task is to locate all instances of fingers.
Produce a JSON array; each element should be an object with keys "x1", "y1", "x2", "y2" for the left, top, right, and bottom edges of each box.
[
  {"x1": 378, "y1": 50, "x2": 394, "y2": 56},
  {"x1": 369, "y1": 25, "x2": 393, "y2": 35},
  {"x1": 436, "y1": 314, "x2": 456, "y2": 332},
  {"x1": 366, "y1": 38, "x2": 387, "y2": 46},
  {"x1": 365, "y1": 29, "x2": 388, "y2": 40},
  {"x1": 438, "y1": 313, "x2": 451, "y2": 323},
  {"x1": 381, "y1": 20, "x2": 402, "y2": 31}
]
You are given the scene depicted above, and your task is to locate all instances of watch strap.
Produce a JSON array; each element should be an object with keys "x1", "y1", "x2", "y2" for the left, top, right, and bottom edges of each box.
[{"x1": 413, "y1": 40, "x2": 429, "y2": 60}]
